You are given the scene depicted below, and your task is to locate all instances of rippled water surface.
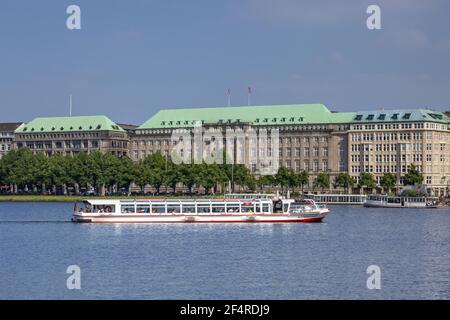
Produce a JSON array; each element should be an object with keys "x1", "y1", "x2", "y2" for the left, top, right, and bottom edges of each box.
[{"x1": 0, "y1": 202, "x2": 449, "y2": 299}]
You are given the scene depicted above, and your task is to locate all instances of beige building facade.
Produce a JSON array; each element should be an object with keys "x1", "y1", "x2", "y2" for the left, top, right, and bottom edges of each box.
[
  {"x1": 13, "y1": 116, "x2": 129, "y2": 157},
  {"x1": 0, "y1": 122, "x2": 24, "y2": 159},
  {"x1": 131, "y1": 104, "x2": 449, "y2": 195}
]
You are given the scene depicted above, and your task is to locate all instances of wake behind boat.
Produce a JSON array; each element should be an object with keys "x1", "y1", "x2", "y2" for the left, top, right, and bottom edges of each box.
[{"x1": 72, "y1": 197, "x2": 330, "y2": 223}]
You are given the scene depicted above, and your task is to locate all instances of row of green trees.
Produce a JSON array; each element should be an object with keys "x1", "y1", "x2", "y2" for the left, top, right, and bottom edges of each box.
[
  {"x1": 0, "y1": 148, "x2": 424, "y2": 196},
  {"x1": 0, "y1": 148, "x2": 257, "y2": 195}
]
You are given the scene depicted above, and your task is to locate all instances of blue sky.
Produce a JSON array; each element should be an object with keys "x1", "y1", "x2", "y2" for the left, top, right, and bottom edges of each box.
[{"x1": 1, "y1": 0, "x2": 450, "y2": 125}]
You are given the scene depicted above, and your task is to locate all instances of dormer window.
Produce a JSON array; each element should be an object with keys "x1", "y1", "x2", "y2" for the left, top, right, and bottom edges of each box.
[{"x1": 355, "y1": 115, "x2": 363, "y2": 121}]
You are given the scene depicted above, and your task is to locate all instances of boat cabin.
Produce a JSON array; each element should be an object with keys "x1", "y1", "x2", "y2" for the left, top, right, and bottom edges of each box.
[{"x1": 76, "y1": 198, "x2": 299, "y2": 215}]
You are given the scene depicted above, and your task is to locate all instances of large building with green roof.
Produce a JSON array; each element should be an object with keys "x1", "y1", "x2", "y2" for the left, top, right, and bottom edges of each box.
[
  {"x1": 131, "y1": 103, "x2": 450, "y2": 196},
  {"x1": 14, "y1": 115, "x2": 129, "y2": 157},
  {"x1": 10, "y1": 103, "x2": 450, "y2": 196}
]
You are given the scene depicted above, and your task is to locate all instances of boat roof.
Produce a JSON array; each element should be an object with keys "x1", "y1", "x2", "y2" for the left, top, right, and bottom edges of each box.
[
  {"x1": 82, "y1": 198, "x2": 282, "y2": 205},
  {"x1": 83, "y1": 198, "x2": 295, "y2": 205}
]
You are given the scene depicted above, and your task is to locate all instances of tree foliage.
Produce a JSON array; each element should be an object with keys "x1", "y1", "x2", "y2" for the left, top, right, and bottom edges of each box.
[
  {"x1": 334, "y1": 173, "x2": 355, "y2": 193},
  {"x1": 380, "y1": 173, "x2": 397, "y2": 194},
  {"x1": 404, "y1": 164, "x2": 424, "y2": 186},
  {"x1": 359, "y1": 172, "x2": 376, "y2": 194},
  {"x1": 313, "y1": 172, "x2": 330, "y2": 192}
]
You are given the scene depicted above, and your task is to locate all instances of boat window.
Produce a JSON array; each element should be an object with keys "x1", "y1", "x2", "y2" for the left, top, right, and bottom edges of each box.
[
  {"x1": 273, "y1": 201, "x2": 283, "y2": 213},
  {"x1": 121, "y1": 205, "x2": 135, "y2": 214},
  {"x1": 136, "y1": 204, "x2": 150, "y2": 213},
  {"x1": 167, "y1": 204, "x2": 181, "y2": 214},
  {"x1": 93, "y1": 205, "x2": 115, "y2": 213},
  {"x1": 182, "y1": 205, "x2": 196, "y2": 214},
  {"x1": 262, "y1": 204, "x2": 270, "y2": 213},
  {"x1": 212, "y1": 204, "x2": 225, "y2": 213},
  {"x1": 197, "y1": 204, "x2": 211, "y2": 214},
  {"x1": 241, "y1": 203, "x2": 254, "y2": 213},
  {"x1": 283, "y1": 203, "x2": 289, "y2": 213},
  {"x1": 151, "y1": 204, "x2": 165, "y2": 214},
  {"x1": 226, "y1": 204, "x2": 240, "y2": 213}
]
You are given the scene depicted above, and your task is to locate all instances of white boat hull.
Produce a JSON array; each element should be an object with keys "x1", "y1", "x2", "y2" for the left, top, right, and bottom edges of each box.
[{"x1": 72, "y1": 211, "x2": 329, "y2": 223}]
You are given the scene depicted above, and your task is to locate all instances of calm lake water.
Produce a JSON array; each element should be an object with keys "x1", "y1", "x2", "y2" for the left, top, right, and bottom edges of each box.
[{"x1": 0, "y1": 202, "x2": 449, "y2": 299}]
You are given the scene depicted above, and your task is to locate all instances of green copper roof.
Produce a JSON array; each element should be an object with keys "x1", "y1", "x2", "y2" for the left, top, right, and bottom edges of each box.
[
  {"x1": 15, "y1": 116, "x2": 125, "y2": 133},
  {"x1": 352, "y1": 109, "x2": 450, "y2": 124},
  {"x1": 138, "y1": 104, "x2": 356, "y2": 129}
]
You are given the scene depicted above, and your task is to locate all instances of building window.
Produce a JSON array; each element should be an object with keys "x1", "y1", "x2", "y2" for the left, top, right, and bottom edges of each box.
[
  {"x1": 304, "y1": 161, "x2": 309, "y2": 171},
  {"x1": 313, "y1": 147, "x2": 319, "y2": 157},
  {"x1": 313, "y1": 160, "x2": 319, "y2": 172},
  {"x1": 322, "y1": 160, "x2": 328, "y2": 172}
]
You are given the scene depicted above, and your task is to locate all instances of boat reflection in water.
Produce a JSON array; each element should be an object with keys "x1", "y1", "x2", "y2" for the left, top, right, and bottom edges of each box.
[{"x1": 72, "y1": 195, "x2": 329, "y2": 224}]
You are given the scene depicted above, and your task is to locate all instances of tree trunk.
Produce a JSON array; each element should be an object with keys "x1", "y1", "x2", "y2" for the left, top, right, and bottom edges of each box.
[{"x1": 99, "y1": 184, "x2": 106, "y2": 196}]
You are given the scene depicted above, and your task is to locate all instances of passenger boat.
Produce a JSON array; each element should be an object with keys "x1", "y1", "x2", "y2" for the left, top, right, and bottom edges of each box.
[
  {"x1": 304, "y1": 193, "x2": 367, "y2": 205},
  {"x1": 72, "y1": 198, "x2": 330, "y2": 223},
  {"x1": 363, "y1": 195, "x2": 439, "y2": 208}
]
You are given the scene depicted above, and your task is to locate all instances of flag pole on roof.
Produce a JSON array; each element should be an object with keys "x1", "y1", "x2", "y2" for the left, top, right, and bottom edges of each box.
[
  {"x1": 69, "y1": 94, "x2": 73, "y2": 116},
  {"x1": 227, "y1": 88, "x2": 231, "y2": 107},
  {"x1": 247, "y1": 86, "x2": 252, "y2": 106}
]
